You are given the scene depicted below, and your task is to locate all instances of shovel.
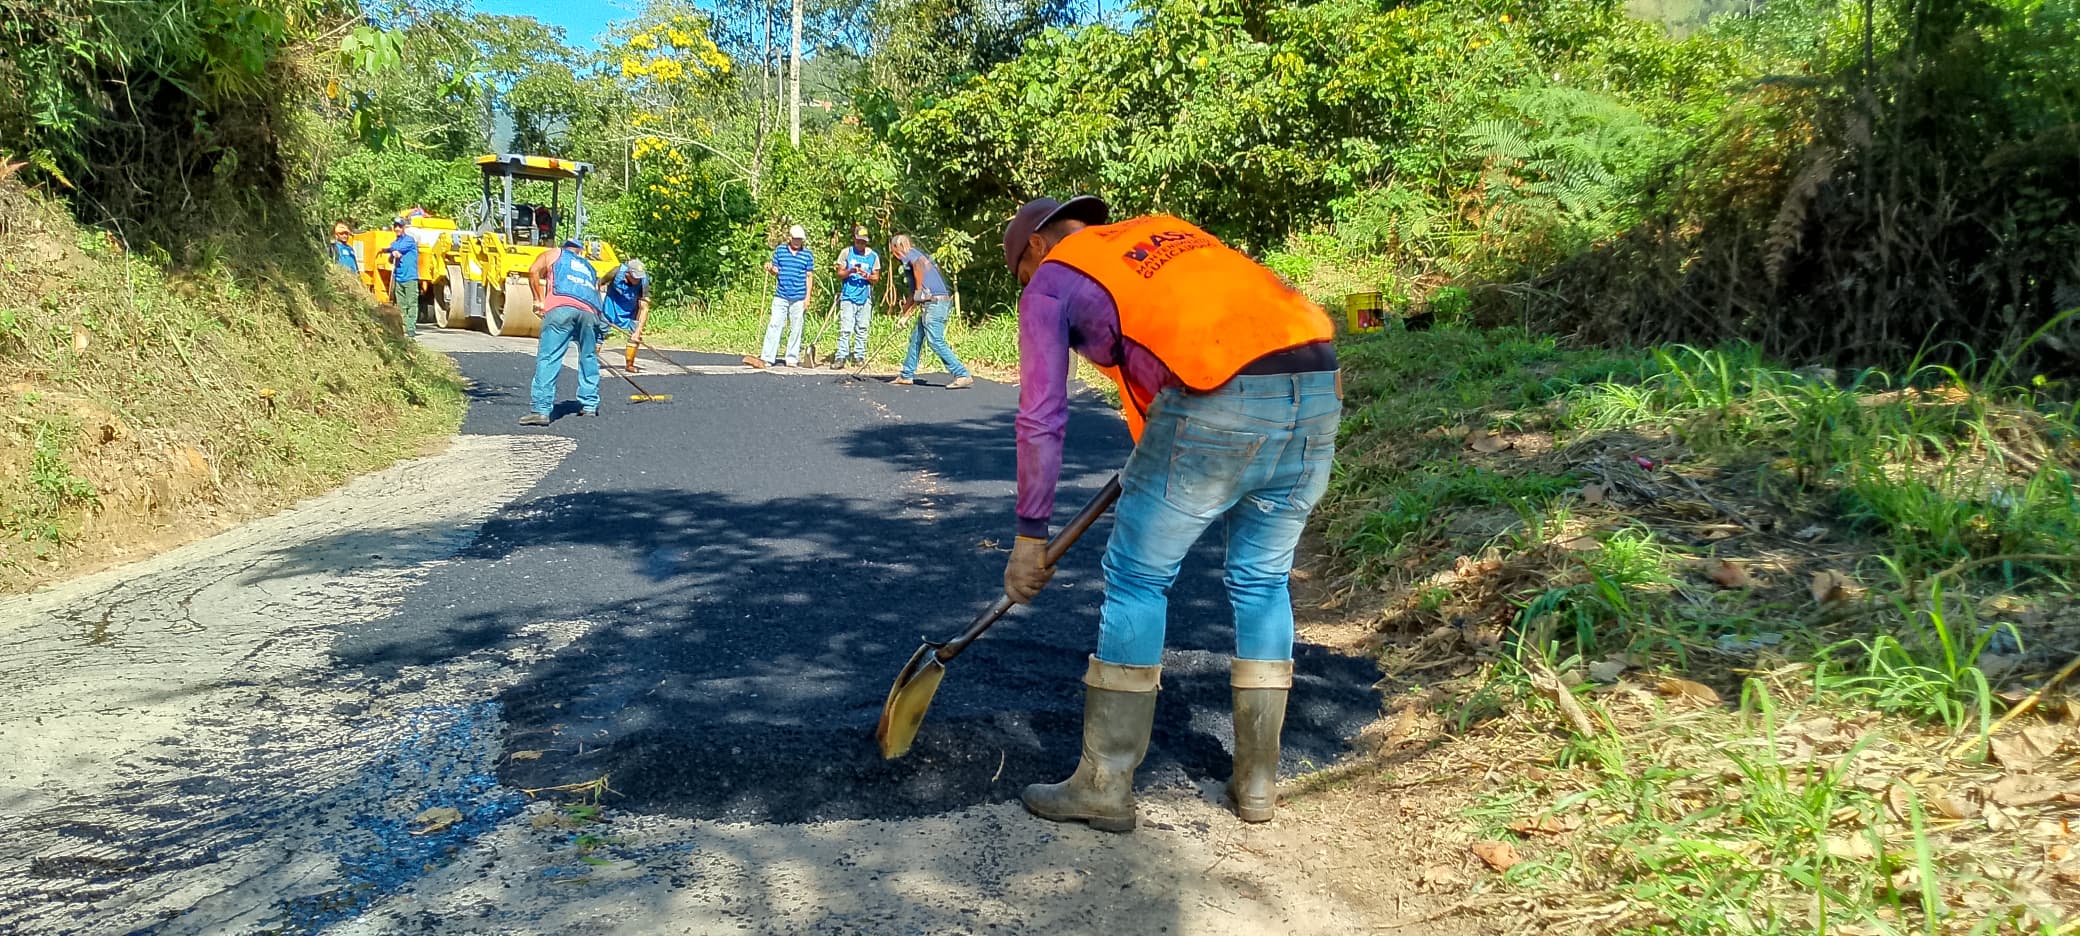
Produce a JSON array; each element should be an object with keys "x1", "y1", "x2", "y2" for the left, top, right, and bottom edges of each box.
[{"x1": 876, "y1": 473, "x2": 1124, "y2": 759}]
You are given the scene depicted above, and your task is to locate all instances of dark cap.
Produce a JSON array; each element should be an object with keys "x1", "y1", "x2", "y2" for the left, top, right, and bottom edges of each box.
[{"x1": 1003, "y1": 195, "x2": 1110, "y2": 272}]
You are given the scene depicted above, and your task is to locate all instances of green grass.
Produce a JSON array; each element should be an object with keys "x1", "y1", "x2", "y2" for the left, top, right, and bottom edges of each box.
[
  {"x1": 640, "y1": 286, "x2": 1024, "y2": 373},
  {"x1": 1325, "y1": 323, "x2": 2078, "y2": 934},
  {"x1": 1456, "y1": 673, "x2": 2068, "y2": 935},
  {"x1": 0, "y1": 189, "x2": 463, "y2": 589}
]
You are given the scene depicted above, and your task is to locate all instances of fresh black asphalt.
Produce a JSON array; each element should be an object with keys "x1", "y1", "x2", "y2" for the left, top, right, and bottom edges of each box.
[{"x1": 334, "y1": 346, "x2": 1382, "y2": 824}]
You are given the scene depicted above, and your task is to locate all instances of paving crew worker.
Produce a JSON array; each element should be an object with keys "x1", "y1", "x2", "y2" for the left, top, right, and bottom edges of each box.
[
  {"x1": 1001, "y1": 196, "x2": 1340, "y2": 832},
  {"x1": 331, "y1": 222, "x2": 358, "y2": 273},
  {"x1": 888, "y1": 234, "x2": 973, "y2": 389},
  {"x1": 518, "y1": 239, "x2": 606, "y2": 426},
  {"x1": 831, "y1": 225, "x2": 880, "y2": 368},
  {"x1": 382, "y1": 218, "x2": 421, "y2": 337},
  {"x1": 755, "y1": 225, "x2": 815, "y2": 368},
  {"x1": 596, "y1": 257, "x2": 652, "y2": 372}
]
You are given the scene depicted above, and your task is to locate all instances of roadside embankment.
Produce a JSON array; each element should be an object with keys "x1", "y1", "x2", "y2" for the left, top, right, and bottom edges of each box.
[
  {"x1": 1288, "y1": 324, "x2": 2080, "y2": 932},
  {"x1": 0, "y1": 182, "x2": 464, "y2": 592}
]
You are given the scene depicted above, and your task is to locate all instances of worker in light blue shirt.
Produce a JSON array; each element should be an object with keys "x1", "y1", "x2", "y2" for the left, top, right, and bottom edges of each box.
[
  {"x1": 754, "y1": 224, "x2": 815, "y2": 368},
  {"x1": 596, "y1": 258, "x2": 652, "y2": 371},
  {"x1": 383, "y1": 218, "x2": 420, "y2": 338},
  {"x1": 830, "y1": 225, "x2": 880, "y2": 367}
]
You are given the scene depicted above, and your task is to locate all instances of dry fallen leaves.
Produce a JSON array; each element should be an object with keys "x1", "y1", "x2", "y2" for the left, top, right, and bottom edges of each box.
[
  {"x1": 1467, "y1": 429, "x2": 1513, "y2": 454},
  {"x1": 1990, "y1": 773, "x2": 2068, "y2": 808},
  {"x1": 412, "y1": 805, "x2": 465, "y2": 835},
  {"x1": 1704, "y1": 559, "x2": 1755, "y2": 589},
  {"x1": 1990, "y1": 723, "x2": 2068, "y2": 772},
  {"x1": 1929, "y1": 787, "x2": 1979, "y2": 820},
  {"x1": 1656, "y1": 676, "x2": 1723, "y2": 706},
  {"x1": 1508, "y1": 815, "x2": 1576, "y2": 836},
  {"x1": 1471, "y1": 840, "x2": 1522, "y2": 871},
  {"x1": 1811, "y1": 569, "x2": 1856, "y2": 606},
  {"x1": 1823, "y1": 833, "x2": 1878, "y2": 861}
]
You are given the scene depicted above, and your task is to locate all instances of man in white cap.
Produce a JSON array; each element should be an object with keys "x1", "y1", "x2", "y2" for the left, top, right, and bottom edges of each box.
[{"x1": 754, "y1": 224, "x2": 815, "y2": 368}]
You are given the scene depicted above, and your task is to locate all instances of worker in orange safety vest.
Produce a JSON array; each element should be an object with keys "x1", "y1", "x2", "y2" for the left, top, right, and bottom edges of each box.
[{"x1": 1000, "y1": 195, "x2": 1342, "y2": 833}]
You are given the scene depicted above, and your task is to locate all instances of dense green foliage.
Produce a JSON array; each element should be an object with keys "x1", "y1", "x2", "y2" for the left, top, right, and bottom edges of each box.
[
  {"x1": 0, "y1": 1, "x2": 349, "y2": 243},
  {"x1": 4, "y1": 0, "x2": 2072, "y2": 371}
]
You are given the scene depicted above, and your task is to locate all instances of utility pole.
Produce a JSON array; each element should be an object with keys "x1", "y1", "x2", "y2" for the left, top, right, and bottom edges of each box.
[{"x1": 789, "y1": 0, "x2": 803, "y2": 147}]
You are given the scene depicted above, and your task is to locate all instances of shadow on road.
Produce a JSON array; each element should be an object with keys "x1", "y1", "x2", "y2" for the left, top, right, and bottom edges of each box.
[{"x1": 305, "y1": 355, "x2": 1382, "y2": 828}]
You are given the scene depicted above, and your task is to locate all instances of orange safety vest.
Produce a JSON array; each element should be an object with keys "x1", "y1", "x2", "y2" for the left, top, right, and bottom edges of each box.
[{"x1": 1041, "y1": 215, "x2": 1333, "y2": 440}]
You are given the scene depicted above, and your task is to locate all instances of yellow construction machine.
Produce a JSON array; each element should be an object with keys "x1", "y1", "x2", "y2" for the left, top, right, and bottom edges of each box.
[{"x1": 355, "y1": 154, "x2": 620, "y2": 337}]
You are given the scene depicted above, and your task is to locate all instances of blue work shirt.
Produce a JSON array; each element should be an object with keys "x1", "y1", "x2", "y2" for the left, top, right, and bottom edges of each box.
[
  {"x1": 837, "y1": 246, "x2": 879, "y2": 305},
  {"x1": 331, "y1": 240, "x2": 358, "y2": 272},
  {"x1": 901, "y1": 247, "x2": 950, "y2": 300},
  {"x1": 601, "y1": 265, "x2": 650, "y2": 331},
  {"x1": 386, "y1": 232, "x2": 419, "y2": 284},
  {"x1": 771, "y1": 243, "x2": 814, "y2": 302},
  {"x1": 543, "y1": 247, "x2": 602, "y2": 315}
]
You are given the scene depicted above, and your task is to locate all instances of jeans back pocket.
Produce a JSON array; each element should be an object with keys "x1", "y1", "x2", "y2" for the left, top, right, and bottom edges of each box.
[{"x1": 1164, "y1": 419, "x2": 1266, "y2": 518}]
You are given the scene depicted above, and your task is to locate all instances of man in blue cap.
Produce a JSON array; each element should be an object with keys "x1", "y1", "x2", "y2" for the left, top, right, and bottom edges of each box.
[
  {"x1": 518, "y1": 239, "x2": 605, "y2": 426},
  {"x1": 382, "y1": 218, "x2": 421, "y2": 337}
]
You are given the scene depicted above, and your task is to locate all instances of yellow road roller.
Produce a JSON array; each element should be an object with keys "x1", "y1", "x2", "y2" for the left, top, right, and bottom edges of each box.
[{"x1": 423, "y1": 154, "x2": 621, "y2": 337}]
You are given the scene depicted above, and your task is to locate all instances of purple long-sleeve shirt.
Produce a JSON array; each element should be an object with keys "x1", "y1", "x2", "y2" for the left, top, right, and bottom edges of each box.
[{"x1": 1015, "y1": 263, "x2": 1181, "y2": 538}]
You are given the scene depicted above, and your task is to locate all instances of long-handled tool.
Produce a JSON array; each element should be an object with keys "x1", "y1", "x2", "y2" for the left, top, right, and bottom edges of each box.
[
  {"x1": 875, "y1": 473, "x2": 1125, "y2": 759},
  {"x1": 845, "y1": 310, "x2": 905, "y2": 381},
  {"x1": 803, "y1": 292, "x2": 841, "y2": 367},
  {"x1": 608, "y1": 322, "x2": 693, "y2": 374},
  {"x1": 605, "y1": 358, "x2": 671, "y2": 403}
]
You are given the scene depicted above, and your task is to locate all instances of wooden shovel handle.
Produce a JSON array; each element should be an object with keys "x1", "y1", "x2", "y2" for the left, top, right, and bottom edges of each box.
[{"x1": 935, "y1": 473, "x2": 1124, "y2": 664}]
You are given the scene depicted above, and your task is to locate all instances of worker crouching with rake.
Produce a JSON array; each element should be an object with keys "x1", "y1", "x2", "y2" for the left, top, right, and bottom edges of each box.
[{"x1": 1000, "y1": 196, "x2": 1342, "y2": 832}]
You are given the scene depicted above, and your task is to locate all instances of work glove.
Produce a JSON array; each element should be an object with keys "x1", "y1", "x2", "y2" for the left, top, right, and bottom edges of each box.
[{"x1": 1004, "y1": 535, "x2": 1054, "y2": 604}]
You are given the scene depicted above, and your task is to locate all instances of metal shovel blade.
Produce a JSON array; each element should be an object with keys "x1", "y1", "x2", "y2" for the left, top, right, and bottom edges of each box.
[
  {"x1": 875, "y1": 642, "x2": 948, "y2": 759},
  {"x1": 872, "y1": 474, "x2": 1124, "y2": 761}
]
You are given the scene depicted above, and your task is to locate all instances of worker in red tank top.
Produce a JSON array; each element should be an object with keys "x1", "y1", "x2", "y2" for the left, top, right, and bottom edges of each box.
[{"x1": 1000, "y1": 196, "x2": 1343, "y2": 832}]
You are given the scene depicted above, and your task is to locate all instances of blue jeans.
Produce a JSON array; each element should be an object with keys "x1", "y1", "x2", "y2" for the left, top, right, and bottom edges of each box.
[
  {"x1": 900, "y1": 299, "x2": 969, "y2": 379},
  {"x1": 531, "y1": 305, "x2": 602, "y2": 415},
  {"x1": 1096, "y1": 372, "x2": 1342, "y2": 667},
  {"x1": 836, "y1": 300, "x2": 872, "y2": 359}
]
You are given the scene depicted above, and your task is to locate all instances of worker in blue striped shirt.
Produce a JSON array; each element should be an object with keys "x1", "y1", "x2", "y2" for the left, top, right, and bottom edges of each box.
[{"x1": 754, "y1": 224, "x2": 816, "y2": 368}]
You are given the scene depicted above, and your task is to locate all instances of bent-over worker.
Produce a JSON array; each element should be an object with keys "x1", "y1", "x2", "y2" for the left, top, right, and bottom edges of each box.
[
  {"x1": 519, "y1": 239, "x2": 605, "y2": 426},
  {"x1": 888, "y1": 234, "x2": 972, "y2": 389},
  {"x1": 597, "y1": 257, "x2": 652, "y2": 372},
  {"x1": 1001, "y1": 196, "x2": 1340, "y2": 832}
]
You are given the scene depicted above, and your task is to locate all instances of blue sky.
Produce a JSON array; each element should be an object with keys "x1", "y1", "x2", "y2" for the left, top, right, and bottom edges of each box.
[{"x1": 468, "y1": 0, "x2": 638, "y2": 47}]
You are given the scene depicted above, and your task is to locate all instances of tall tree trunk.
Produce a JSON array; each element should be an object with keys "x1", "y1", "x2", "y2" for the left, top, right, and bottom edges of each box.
[
  {"x1": 755, "y1": 0, "x2": 774, "y2": 197},
  {"x1": 789, "y1": 0, "x2": 803, "y2": 148}
]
